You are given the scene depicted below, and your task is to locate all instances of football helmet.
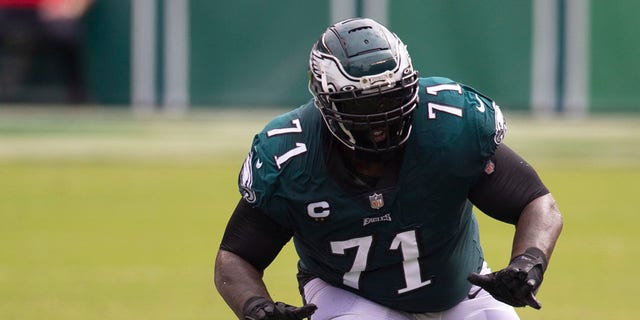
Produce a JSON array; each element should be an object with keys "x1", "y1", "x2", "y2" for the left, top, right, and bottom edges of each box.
[{"x1": 309, "y1": 18, "x2": 419, "y2": 154}]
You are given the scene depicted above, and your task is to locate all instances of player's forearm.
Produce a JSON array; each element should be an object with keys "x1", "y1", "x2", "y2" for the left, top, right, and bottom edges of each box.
[
  {"x1": 512, "y1": 193, "x2": 563, "y2": 261},
  {"x1": 215, "y1": 249, "x2": 271, "y2": 318}
]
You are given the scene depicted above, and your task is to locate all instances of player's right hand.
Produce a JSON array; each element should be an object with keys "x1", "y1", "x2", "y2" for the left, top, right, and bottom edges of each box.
[{"x1": 243, "y1": 296, "x2": 317, "y2": 320}]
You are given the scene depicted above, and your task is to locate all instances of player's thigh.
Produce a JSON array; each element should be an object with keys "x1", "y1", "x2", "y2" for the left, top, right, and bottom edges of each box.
[
  {"x1": 441, "y1": 285, "x2": 520, "y2": 320},
  {"x1": 302, "y1": 278, "x2": 410, "y2": 320}
]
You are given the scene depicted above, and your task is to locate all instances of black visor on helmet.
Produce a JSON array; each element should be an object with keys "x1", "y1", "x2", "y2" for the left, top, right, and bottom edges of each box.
[{"x1": 332, "y1": 84, "x2": 415, "y2": 116}]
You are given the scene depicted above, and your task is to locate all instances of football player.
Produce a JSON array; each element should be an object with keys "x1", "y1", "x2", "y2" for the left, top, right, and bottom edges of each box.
[{"x1": 215, "y1": 18, "x2": 563, "y2": 320}]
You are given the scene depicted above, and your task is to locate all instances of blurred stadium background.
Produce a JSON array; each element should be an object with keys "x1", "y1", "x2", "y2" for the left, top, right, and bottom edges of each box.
[{"x1": 1, "y1": 1, "x2": 639, "y2": 319}]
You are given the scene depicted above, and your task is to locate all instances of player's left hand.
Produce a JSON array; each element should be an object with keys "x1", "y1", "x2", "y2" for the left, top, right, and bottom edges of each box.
[
  {"x1": 467, "y1": 247, "x2": 548, "y2": 309},
  {"x1": 243, "y1": 296, "x2": 317, "y2": 320}
]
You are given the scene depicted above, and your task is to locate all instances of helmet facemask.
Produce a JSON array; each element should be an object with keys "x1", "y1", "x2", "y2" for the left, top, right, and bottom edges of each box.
[
  {"x1": 309, "y1": 18, "x2": 419, "y2": 154},
  {"x1": 317, "y1": 69, "x2": 418, "y2": 153}
]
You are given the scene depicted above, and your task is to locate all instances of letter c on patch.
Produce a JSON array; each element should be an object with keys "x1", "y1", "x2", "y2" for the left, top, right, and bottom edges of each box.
[{"x1": 307, "y1": 201, "x2": 330, "y2": 219}]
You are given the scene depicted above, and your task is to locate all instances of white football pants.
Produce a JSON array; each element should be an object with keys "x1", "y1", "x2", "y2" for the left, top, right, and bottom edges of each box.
[{"x1": 302, "y1": 262, "x2": 520, "y2": 320}]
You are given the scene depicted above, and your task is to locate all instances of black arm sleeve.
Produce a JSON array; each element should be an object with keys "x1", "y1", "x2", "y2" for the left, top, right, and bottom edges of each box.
[
  {"x1": 468, "y1": 144, "x2": 550, "y2": 225},
  {"x1": 219, "y1": 199, "x2": 294, "y2": 271}
]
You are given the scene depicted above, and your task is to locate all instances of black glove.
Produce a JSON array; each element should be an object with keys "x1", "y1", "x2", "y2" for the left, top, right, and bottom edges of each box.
[
  {"x1": 468, "y1": 247, "x2": 548, "y2": 309},
  {"x1": 243, "y1": 296, "x2": 317, "y2": 320}
]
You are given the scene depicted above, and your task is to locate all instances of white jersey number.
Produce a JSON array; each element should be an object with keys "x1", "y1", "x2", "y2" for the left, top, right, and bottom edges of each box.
[
  {"x1": 265, "y1": 118, "x2": 307, "y2": 170},
  {"x1": 330, "y1": 229, "x2": 431, "y2": 294},
  {"x1": 426, "y1": 83, "x2": 463, "y2": 119}
]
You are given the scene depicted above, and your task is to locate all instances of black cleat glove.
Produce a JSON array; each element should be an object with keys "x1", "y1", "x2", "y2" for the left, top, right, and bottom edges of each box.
[
  {"x1": 243, "y1": 296, "x2": 317, "y2": 320},
  {"x1": 468, "y1": 247, "x2": 548, "y2": 309}
]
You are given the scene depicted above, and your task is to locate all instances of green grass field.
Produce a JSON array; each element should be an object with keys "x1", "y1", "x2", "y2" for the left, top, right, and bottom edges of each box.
[{"x1": 1, "y1": 108, "x2": 639, "y2": 319}]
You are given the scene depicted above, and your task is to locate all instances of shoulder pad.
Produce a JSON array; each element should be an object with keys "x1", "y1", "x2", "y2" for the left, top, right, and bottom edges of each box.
[{"x1": 238, "y1": 102, "x2": 322, "y2": 209}]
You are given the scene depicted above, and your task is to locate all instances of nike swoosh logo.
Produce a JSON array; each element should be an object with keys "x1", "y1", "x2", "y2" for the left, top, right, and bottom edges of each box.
[
  {"x1": 475, "y1": 94, "x2": 485, "y2": 113},
  {"x1": 256, "y1": 159, "x2": 263, "y2": 169},
  {"x1": 468, "y1": 287, "x2": 483, "y2": 299}
]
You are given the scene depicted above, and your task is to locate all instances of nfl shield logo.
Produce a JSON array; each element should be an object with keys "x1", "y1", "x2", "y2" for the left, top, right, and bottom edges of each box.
[{"x1": 369, "y1": 193, "x2": 384, "y2": 210}]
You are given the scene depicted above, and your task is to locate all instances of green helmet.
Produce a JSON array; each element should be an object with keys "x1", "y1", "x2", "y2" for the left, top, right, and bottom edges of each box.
[{"x1": 309, "y1": 18, "x2": 419, "y2": 154}]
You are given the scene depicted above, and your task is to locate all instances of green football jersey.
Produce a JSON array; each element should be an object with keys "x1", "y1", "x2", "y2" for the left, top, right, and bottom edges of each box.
[{"x1": 238, "y1": 76, "x2": 506, "y2": 312}]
